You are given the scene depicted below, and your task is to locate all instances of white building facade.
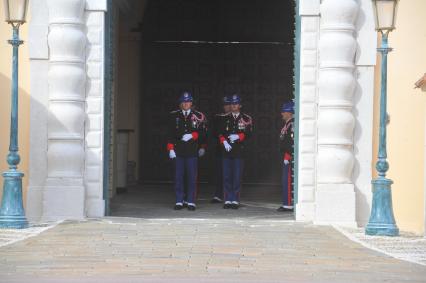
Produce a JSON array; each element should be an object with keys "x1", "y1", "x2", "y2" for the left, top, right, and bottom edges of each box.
[{"x1": 26, "y1": 0, "x2": 377, "y2": 228}]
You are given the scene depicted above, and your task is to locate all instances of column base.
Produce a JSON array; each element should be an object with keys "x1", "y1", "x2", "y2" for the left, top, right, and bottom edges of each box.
[
  {"x1": 86, "y1": 198, "x2": 105, "y2": 217},
  {"x1": 295, "y1": 202, "x2": 315, "y2": 222},
  {"x1": 43, "y1": 183, "x2": 85, "y2": 221},
  {"x1": 314, "y1": 184, "x2": 357, "y2": 228},
  {"x1": 26, "y1": 186, "x2": 44, "y2": 222}
]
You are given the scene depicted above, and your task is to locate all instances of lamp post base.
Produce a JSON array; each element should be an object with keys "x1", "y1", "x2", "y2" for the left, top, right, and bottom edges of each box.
[
  {"x1": 365, "y1": 222, "x2": 399, "y2": 236},
  {"x1": 0, "y1": 170, "x2": 28, "y2": 229},
  {"x1": 0, "y1": 215, "x2": 28, "y2": 229},
  {"x1": 365, "y1": 177, "x2": 399, "y2": 236}
]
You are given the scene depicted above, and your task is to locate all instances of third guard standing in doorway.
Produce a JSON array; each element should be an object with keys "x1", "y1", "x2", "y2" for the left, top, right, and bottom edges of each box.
[
  {"x1": 218, "y1": 95, "x2": 253, "y2": 209},
  {"x1": 277, "y1": 101, "x2": 295, "y2": 212},
  {"x1": 167, "y1": 92, "x2": 207, "y2": 211},
  {"x1": 210, "y1": 96, "x2": 231, "y2": 203}
]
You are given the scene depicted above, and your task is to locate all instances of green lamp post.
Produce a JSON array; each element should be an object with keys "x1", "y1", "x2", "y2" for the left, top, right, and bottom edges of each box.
[
  {"x1": 0, "y1": 0, "x2": 29, "y2": 229},
  {"x1": 365, "y1": 0, "x2": 400, "y2": 236}
]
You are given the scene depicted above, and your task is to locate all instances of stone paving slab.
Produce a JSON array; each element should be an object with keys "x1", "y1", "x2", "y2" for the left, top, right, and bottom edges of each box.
[{"x1": 0, "y1": 217, "x2": 425, "y2": 283}]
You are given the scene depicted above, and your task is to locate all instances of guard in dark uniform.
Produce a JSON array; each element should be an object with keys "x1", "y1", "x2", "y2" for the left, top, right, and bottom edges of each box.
[
  {"x1": 167, "y1": 92, "x2": 207, "y2": 211},
  {"x1": 218, "y1": 95, "x2": 253, "y2": 209},
  {"x1": 210, "y1": 96, "x2": 232, "y2": 203},
  {"x1": 277, "y1": 101, "x2": 295, "y2": 212}
]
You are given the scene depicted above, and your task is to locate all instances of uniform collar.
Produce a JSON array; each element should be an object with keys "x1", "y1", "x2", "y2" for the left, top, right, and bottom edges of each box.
[
  {"x1": 232, "y1": 112, "x2": 240, "y2": 119},
  {"x1": 182, "y1": 109, "x2": 191, "y2": 116},
  {"x1": 283, "y1": 118, "x2": 294, "y2": 127}
]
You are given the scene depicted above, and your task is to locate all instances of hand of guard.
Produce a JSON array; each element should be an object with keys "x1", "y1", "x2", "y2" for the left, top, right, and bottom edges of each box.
[
  {"x1": 181, "y1": 133, "x2": 193, "y2": 142},
  {"x1": 228, "y1": 134, "x2": 240, "y2": 143},
  {"x1": 198, "y1": 148, "x2": 206, "y2": 157},
  {"x1": 223, "y1": 141, "x2": 232, "y2": 152}
]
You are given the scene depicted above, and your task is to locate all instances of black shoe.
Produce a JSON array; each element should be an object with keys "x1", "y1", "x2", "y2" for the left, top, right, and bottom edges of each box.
[
  {"x1": 210, "y1": 197, "x2": 223, "y2": 204},
  {"x1": 174, "y1": 204, "x2": 184, "y2": 210},
  {"x1": 223, "y1": 203, "x2": 232, "y2": 209},
  {"x1": 231, "y1": 203, "x2": 239, "y2": 209},
  {"x1": 277, "y1": 206, "x2": 293, "y2": 212},
  {"x1": 187, "y1": 205, "x2": 196, "y2": 211}
]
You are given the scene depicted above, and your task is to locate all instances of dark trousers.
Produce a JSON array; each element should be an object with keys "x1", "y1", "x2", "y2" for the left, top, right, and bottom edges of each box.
[
  {"x1": 213, "y1": 156, "x2": 223, "y2": 199},
  {"x1": 281, "y1": 163, "x2": 293, "y2": 206},
  {"x1": 222, "y1": 157, "x2": 243, "y2": 202},
  {"x1": 174, "y1": 157, "x2": 198, "y2": 204}
]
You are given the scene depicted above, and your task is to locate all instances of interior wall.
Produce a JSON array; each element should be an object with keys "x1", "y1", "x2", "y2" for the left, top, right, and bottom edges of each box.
[{"x1": 115, "y1": 0, "x2": 149, "y2": 184}]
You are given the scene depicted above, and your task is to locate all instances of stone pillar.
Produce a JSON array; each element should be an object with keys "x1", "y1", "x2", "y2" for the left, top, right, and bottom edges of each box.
[
  {"x1": 84, "y1": 1, "x2": 107, "y2": 217},
  {"x1": 43, "y1": 0, "x2": 87, "y2": 220},
  {"x1": 315, "y1": 0, "x2": 359, "y2": 226},
  {"x1": 295, "y1": 0, "x2": 320, "y2": 222}
]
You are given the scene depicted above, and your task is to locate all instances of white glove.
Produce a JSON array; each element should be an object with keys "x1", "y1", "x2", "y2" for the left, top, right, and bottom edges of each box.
[
  {"x1": 198, "y1": 148, "x2": 206, "y2": 157},
  {"x1": 284, "y1": 160, "x2": 290, "y2": 165},
  {"x1": 223, "y1": 141, "x2": 232, "y2": 152},
  {"x1": 169, "y1": 150, "x2": 176, "y2": 159},
  {"x1": 228, "y1": 134, "x2": 240, "y2": 143},
  {"x1": 182, "y1": 133, "x2": 193, "y2": 142}
]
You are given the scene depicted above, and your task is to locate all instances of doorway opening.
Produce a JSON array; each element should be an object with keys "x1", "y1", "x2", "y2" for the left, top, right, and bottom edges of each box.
[{"x1": 105, "y1": 0, "x2": 298, "y2": 218}]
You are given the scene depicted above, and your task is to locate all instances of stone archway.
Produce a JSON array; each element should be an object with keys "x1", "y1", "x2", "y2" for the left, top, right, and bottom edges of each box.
[{"x1": 26, "y1": 0, "x2": 376, "y2": 228}]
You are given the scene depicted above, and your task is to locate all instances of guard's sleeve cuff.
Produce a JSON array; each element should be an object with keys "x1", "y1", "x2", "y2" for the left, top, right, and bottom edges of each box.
[
  {"x1": 219, "y1": 135, "x2": 225, "y2": 144},
  {"x1": 191, "y1": 132, "x2": 199, "y2": 140},
  {"x1": 284, "y1": 153, "x2": 292, "y2": 161},
  {"x1": 238, "y1": 133, "x2": 245, "y2": 142},
  {"x1": 167, "y1": 143, "x2": 174, "y2": 151}
]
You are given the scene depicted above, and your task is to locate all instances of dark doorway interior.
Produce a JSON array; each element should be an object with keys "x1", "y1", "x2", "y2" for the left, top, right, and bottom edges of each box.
[{"x1": 138, "y1": 0, "x2": 296, "y2": 186}]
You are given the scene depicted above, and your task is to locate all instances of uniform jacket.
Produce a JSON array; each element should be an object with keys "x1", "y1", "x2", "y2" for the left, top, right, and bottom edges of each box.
[
  {"x1": 167, "y1": 109, "x2": 207, "y2": 158},
  {"x1": 218, "y1": 112, "x2": 253, "y2": 158},
  {"x1": 280, "y1": 117, "x2": 294, "y2": 161},
  {"x1": 211, "y1": 113, "x2": 227, "y2": 156}
]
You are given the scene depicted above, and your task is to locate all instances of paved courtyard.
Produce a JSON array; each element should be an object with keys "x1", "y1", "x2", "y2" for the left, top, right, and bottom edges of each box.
[
  {"x1": 1, "y1": 218, "x2": 426, "y2": 282},
  {"x1": 0, "y1": 185, "x2": 425, "y2": 282}
]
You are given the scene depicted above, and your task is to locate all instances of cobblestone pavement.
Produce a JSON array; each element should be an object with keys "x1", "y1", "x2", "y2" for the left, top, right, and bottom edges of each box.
[
  {"x1": 1, "y1": 185, "x2": 425, "y2": 282},
  {"x1": 336, "y1": 226, "x2": 426, "y2": 266},
  {"x1": 1, "y1": 217, "x2": 426, "y2": 283}
]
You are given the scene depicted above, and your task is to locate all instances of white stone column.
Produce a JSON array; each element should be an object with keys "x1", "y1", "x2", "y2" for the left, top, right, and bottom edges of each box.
[
  {"x1": 84, "y1": 1, "x2": 107, "y2": 217},
  {"x1": 43, "y1": 0, "x2": 87, "y2": 220},
  {"x1": 296, "y1": 0, "x2": 320, "y2": 222},
  {"x1": 315, "y1": 0, "x2": 359, "y2": 227}
]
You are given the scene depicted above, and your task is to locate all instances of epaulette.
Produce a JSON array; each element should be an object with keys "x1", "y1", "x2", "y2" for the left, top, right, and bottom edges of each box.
[
  {"x1": 242, "y1": 113, "x2": 253, "y2": 120},
  {"x1": 170, "y1": 110, "x2": 180, "y2": 114},
  {"x1": 193, "y1": 110, "x2": 206, "y2": 121}
]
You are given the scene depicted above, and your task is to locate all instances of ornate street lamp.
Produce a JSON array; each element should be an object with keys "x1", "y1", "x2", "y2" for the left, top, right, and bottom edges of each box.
[
  {"x1": 365, "y1": 0, "x2": 399, "y2": 236},
  {"x1": 0, "y1": 0, "x2": 29, "y2": 229}
]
